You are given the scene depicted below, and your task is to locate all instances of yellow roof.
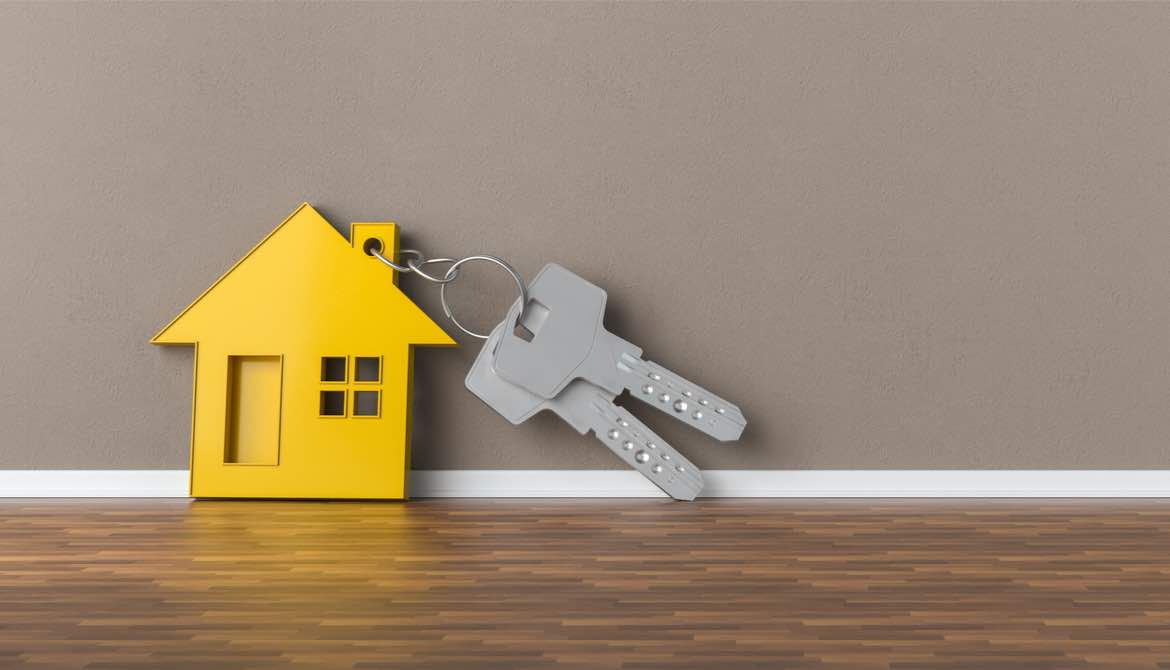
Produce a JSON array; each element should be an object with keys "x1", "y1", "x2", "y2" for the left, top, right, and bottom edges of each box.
[{"x1": 151, "y1": 203, "x2": 455, "y2": 348}]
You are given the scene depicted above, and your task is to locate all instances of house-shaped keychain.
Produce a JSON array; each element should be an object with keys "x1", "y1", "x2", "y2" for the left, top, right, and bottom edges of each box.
[{"x1": 152, "y1": 203, "x2": 454, "y2": 499}]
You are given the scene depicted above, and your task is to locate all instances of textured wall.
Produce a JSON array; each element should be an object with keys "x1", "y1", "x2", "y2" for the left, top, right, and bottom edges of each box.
[{"x1": 2, "y1": 3, "x2": 1169, "y2": 469}]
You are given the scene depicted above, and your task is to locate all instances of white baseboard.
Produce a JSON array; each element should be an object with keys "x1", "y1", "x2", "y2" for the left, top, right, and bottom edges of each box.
[
  {"x1": 0, "y1": 470, "x2": 192, "y2": 498},
  {"x1": 2, "y1": 470, "x2": 1170, "y2": 498}
]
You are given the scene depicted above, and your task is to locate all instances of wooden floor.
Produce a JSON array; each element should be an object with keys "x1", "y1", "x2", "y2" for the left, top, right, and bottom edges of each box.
[{"x1": 2, "y1": 500, "x2": 1170, "y2": 669}]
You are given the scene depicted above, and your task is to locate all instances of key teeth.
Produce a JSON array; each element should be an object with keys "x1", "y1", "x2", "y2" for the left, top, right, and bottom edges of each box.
[
  {"x1": 622, "y1": 359, "x2": 748, "y2": 441},
  {"x1": 592, "y1": 407, "x2": 704, "y2": 502},
  {"x1": 545, "y1": 376, "x2": 706, "y2": 501}
]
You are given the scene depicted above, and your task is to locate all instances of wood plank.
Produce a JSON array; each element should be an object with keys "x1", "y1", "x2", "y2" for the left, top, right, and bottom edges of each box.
[{"x1": 1, "y1": 500, "x2": 1169, "y2": 668}]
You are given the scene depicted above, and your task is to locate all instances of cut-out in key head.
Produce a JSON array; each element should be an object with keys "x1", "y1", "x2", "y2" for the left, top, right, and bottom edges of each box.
[{"x1": 492, "y1": 263, "x2": 610, "y2": 399}]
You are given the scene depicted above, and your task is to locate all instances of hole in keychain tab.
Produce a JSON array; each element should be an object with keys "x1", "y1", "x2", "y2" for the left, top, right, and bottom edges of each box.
[
  {"x1": 362, "y1": 238, "x2": 383, "y2": 256},
  {"x1": 514, "y1": 299, "x2": 550, "y2": 343}
]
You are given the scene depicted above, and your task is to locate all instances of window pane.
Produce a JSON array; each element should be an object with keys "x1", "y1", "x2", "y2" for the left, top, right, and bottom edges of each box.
[
  {"x1": 354, "y1": 357, "x2": 380, "y2": 382},
  {"x1": 319, "y1": 390, "x2": 345, "y2": 416},
  {"x1": 353, "y1": 390, "x2": 379, "y2": 417},
  {"x1": 320, "y1": 357, "x2": 346, "y2": 382}
]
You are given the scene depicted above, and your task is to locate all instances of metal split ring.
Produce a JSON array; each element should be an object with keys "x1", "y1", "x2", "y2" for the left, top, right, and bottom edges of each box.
[
  {"x1": 368, "y1": 246, "x2": 415, "y2": 273},
  {"x1": 367, "y1": 241, "x2": 525, "y2": 340},
  {"x1": 439, "y1": 255, "x2": 528, "y2": 340},
  {"x1": 405, "y1": 255, "x2": 461, "y2": 284},
  {"x1": 369, "y1": 247, "x2": 459, "y2": 284}
]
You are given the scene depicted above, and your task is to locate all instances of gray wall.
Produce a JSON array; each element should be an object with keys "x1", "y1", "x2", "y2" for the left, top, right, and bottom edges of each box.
[{"x1": 3, "y1": 3, "x2": 1169, "y2": 470}]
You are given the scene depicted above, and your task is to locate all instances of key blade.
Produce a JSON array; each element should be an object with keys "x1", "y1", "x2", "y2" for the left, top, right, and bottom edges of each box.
[
  {"x1": 618, "y1": 354, "x2": 747, "y2": 441},
  {"x1": 547, "y1": 381, "x2": 704, "y2": 501},
  {"x1": 470, "y1": 341, "x2": 704, "y2": 499},
  {"x1": 467, "y1": 326, "x2": 704, "y2": 501}
]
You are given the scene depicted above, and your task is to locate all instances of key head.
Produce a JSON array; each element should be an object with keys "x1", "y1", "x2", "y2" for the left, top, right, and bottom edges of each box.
[
  {"x1": 465, "y1": 323, "x2": 547, "y2": 425},
  {"x1": 493, "y1": 263, "x2": 613, "y2": 399}
]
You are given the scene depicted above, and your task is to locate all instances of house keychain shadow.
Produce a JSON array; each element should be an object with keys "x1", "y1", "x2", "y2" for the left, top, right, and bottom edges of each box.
[{"x1": 152, "y1": 203, "x2": 454, "y2": 499}]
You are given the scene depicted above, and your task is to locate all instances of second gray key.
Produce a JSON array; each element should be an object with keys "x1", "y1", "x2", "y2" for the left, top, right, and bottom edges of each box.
[
  {"x1": 492, "y1": 263, "x2": 747, "y2": 441},
  {"x1": 466, "y1": 323, "x2": 704, "y2": 500}
]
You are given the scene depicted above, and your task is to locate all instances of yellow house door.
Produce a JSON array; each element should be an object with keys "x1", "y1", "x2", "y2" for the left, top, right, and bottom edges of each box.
[{"x1": 224, "y1": 355, "x2": 282, "y2": 465}]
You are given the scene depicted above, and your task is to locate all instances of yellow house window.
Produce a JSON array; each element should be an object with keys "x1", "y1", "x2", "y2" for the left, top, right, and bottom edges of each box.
[{"x1": 319, "y1": 356, "x2": 381, "y2": 418}]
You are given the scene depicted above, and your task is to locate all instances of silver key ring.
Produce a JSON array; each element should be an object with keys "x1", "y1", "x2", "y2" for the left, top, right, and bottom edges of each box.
[
  {"x1": 406, "y1": 254, "x2": 461, "y2": 284},
  {"x1": 368, "y1": 246, "x2": 418, "y2": 273},
  {"x1": 370, "y1": 247, "x2": 456, "y2": 283},
  {"x1": 365, "y1": 240, "x2": 525, "y2": 340},
  {"x1": 439, "y1": 255, "x2": 528, "y2": 340}
]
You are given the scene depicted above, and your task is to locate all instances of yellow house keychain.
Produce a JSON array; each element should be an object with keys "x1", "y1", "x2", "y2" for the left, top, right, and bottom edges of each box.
[
  {"x1": 152, "y1": 203, "x2": 455, "y2": 499},
  {"x1": 156, "y1": 203, "x2": 744, "y2": 501}
]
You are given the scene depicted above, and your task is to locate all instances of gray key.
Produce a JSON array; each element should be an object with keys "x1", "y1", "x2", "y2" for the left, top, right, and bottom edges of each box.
[
  {"x1": 492, "y1": 263, "x2": 747, "y2": 441},
  {"x1": 466, "y1": 323, "x2": 704, "y2": 500}
]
